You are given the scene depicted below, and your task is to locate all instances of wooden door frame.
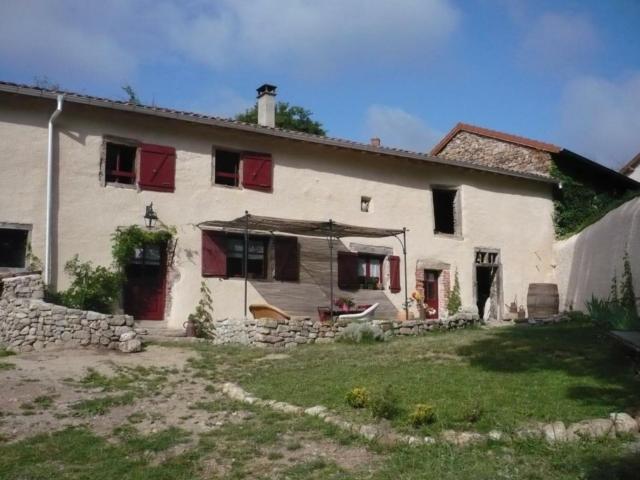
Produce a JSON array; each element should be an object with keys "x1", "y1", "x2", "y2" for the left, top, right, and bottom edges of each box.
[
  {"x1": 423, "y1": 269, "x2": 440, "y2": 319},
  {"x1": 472, "y1": 247, "x2": 503, "y2": 321},
  {"x1": 123, "y1": 242, "x2": 168, "y2": 321}
]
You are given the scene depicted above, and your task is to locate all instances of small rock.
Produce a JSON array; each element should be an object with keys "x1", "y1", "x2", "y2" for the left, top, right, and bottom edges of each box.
[
  {"x1": 119, "y1": 331, "x2": 137, "y2": 342},
  {"x1": 610, "y1": 413, "x2": 639, "y2": 434},
  {"x1": 305, "y1": 406, "x2": 328, "y2": 417},
  {"x1": 118, "y1": 338, "x2": 142, "y2": 353},
  {"x1": 359, "y1": 424, "x2": 380, "y2": 441},
  {"x1": 567, "y1": 419, "x2": 614, "y2": 439},
  {"x1": 542, "y1": 421, "x2": 567, "y2": 443},
  {"x1": 488, "y1": 430, "x2": 504, "y2": 441}
]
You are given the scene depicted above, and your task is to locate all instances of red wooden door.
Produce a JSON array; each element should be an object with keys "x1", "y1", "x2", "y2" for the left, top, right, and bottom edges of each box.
[
  {"x1": 424, "y1": 270, "x2": 439, "y2": 319},
  {"x1": 124, "y1": 245, "x2": 167, "y2": 320}
]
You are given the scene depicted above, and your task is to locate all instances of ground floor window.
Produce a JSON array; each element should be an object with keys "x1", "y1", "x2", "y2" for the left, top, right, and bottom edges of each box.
[
  {"x1": 0, "y1": 227, "x2": 29, "y2": 269},
  {"x1": 357, "y1": 255, "x2": 383, "y2": 289},
  {"x1": 227, "y1": 235, "x2": 268, "y2": 279}
]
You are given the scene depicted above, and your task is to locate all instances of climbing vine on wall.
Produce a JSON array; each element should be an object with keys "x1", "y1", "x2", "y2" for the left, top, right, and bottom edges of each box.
[
  {"x1": 111, "y1": 225, "x2": 175, "y2": 271},
  {"x1": 550, "y1": 163, "x2": 639, "y2": 239}
]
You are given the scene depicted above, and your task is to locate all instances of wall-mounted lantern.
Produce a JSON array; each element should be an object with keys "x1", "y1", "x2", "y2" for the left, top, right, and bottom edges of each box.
[{"x1": 144, "y1": 203, "x2": 158, "y2": 229}]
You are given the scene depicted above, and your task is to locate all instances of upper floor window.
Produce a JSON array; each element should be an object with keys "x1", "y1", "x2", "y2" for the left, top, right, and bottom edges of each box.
[
  {"x1": 212, "y1": 149, "x2": 273, "y2": 192},
  {"x1": 432, "y1": 187, "x2": 460, "y2": 236},
  {"x1": 105, "y1": 142, "x2": 137, "y2": 185},
  {"x1": 214, "y1": 150, "x2": 240, "y2": 187},
  {"x1": 0, "y1": 226, "x2": 29, "y2": 269},
  {"x1": 101, "y1": 137, "x2": 176, "y2": 192}
]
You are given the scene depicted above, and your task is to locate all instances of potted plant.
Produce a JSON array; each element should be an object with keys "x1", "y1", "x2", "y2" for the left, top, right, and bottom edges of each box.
[{"x1": 335, "y1": 296, "x2": 355, "y2": 312}]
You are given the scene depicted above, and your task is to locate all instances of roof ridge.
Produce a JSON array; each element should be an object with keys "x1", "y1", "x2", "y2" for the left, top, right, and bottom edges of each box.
[{"x1": 620, "y1": 152, "x2": 640, "y2": 175}]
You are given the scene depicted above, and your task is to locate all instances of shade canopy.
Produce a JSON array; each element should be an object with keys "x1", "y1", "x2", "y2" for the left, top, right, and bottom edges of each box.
[
  {"x1": 198, "y1": 214, "x2": 405, "y2": 239},
  {"x1": 197, "y1": 213, "x2": 408, "y2": 322}
]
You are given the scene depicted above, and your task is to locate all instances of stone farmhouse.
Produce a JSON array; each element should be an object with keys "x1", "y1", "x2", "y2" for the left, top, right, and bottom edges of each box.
[{"x1": 0, "y1": 81, "x2": 636, "y2": 330}]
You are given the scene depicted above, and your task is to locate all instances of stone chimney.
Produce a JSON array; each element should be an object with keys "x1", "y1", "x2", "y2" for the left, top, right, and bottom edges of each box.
[
  {"x1": 370, "y1": 137, "x2": 381, "y2": 147},
  {"x1": 257, "y1": 84, "x2": 277, "y2": 128}
]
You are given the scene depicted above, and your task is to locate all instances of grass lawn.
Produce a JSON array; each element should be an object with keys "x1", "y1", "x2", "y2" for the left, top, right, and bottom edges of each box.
[
  {"x1": 192, "y1": 321, "x2": 640, "y2": 435},
  {"x1": 2, "y1": 323, "x2": 639, "y2": 479}
]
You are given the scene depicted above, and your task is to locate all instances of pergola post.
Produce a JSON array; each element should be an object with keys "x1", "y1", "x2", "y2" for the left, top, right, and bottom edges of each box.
[
  {"x1": 244, "y1": 210, "x2": 249, "y2": 318},
  {"x1": 403, "y1": 227, "x2": 409, "y2": 321},
  {"x1": 328, "y1": 219, "x2": 334, "y2": 322}
]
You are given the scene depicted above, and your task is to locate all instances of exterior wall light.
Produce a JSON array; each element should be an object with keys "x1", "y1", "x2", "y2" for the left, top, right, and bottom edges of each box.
[{"x1": 144, "y1": 203, "x2": 158, "y2": 228}]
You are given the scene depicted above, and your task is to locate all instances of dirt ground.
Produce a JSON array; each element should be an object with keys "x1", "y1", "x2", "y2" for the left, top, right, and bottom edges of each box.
[{"x1": 0, "y1": 345, "x2": 378, "y2": 477}]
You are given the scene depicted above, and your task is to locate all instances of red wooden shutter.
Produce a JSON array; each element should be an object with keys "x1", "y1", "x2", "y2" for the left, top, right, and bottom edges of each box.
[
  {"x1": 389, "y1": 255, "x2": 401, "y2": 293},
  {"x1": 139, "y1": 143, "x2": 176, "y2": 192},
  {"x1": 337, "y1": 251, "x2": 359, "y2": 290},
  {"x1": 242, "y1": 153, "x2": 272, "y2": 191},
  {"x1": 274, "y1": 236, "x2": 299, "y2": 281},
  {"x1": 202, "y1": 231, "x2": 227, "y2": 277}
]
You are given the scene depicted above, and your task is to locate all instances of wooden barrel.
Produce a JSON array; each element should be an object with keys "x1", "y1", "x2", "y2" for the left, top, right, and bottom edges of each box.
[{"x1": 527, "y1": 283, "x2": 559, "y2": 318}]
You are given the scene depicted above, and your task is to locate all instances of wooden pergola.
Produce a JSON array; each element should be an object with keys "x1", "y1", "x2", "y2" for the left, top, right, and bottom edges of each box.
[{"x1": 198, "y1": 213, "x2": 409, "y2": 321}]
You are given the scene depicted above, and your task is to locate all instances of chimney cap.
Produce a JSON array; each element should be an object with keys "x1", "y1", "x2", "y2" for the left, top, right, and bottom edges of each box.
[{"x1": 257, "y1": 84, "x2": 277, "y2": 97}]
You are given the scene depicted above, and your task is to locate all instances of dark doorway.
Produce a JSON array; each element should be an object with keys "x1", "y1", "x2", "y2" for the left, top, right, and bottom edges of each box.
[
  {"x1": 476, "y1": 266, "x2": 497, "y2": 319},
  {"x1": 424, "y1": 269, "x2": 439, "y2": 319},
  {"x1": 124, "y1": 243, "x2": 167, "y2": 320}
]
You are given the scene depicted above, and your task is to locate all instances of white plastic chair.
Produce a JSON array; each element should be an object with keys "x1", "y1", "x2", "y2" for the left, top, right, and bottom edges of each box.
[{"x1": 337, "y1": 303, "x2": 379, "y2": 322}]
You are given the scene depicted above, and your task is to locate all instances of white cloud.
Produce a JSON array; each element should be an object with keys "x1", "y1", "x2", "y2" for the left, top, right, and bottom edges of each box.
[
  {"x1": 518, "y1": 12, "x2": 600, "y2": 73},
  {"x1": 558, "y1": 73, "x2": 640, "y2": 168},
  {"x1": 0, "y1": 1, "x2": 138, "y2": 83},
  {"x1": 0, "y1": 0, "x2": 460, "y2": 83},
  {"x1": 365, "y1": 105, "x2": 442, "y2": 152}
]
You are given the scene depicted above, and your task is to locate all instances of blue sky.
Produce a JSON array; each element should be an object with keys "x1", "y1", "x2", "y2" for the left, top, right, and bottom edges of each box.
[{"x1": 1, "y1": 0, "x2": 639, "y2": 168}]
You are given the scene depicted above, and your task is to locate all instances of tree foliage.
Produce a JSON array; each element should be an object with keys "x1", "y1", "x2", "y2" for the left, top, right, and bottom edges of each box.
[{"x1": 235, "y1": 101, "x2": 326, "y2": 135}]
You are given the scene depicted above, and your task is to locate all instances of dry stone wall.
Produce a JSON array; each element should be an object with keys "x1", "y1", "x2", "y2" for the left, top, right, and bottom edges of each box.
[
  {"x1": 0, "y1": 274, "x2": 142, "y2": 353},
  {"x1": 213, "y1": 310, "x2": 479, "y2": 349}
]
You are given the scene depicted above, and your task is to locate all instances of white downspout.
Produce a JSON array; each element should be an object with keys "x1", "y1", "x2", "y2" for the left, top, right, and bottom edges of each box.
[{"x1": 44, "y1": 95, "x2": 64, "y2": 286}]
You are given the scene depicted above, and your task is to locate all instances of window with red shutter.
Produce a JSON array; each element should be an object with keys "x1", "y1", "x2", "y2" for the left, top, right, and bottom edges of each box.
[
  {"x1": 337, "y1": 251, "x2": 359, "y2": 290},
  {"x1": 139, "y1": 143, "x2": 176, "y2": 192},
  {"x1": 389, "y1": 255, "x2": 401, "y2": 293},
  {"x1": 242, "y1": 153, "x2": 272, "y2": 191},
  {"x1": 202, "y1": 231, "x2": 227, "y2": 277},
  {"x1": 274, "y1": 236, "x2": 299, "y2": 282}
]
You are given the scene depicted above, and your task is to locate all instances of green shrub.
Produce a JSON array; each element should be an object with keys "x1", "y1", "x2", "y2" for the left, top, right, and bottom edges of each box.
[
  {"x1": 369, "y1": 385, "x2": 400, "y2": 420},
  {"x1": 462, "y1": 400, "x2": 483, "y2": 424},
  {"x1": 408, "y1": 403, "x2": 436, "y2": 427},
  {"x1": 338, "y1": 322, "x2": 384, "y2": 344},
  {"x1": 345, "y1": 387, "x2": 369, "y2": 409},
  {"x1": 55, "y1": 256, "x2": 122, "y2": 314},
  {"x1": 620, "y1": 251, "x2": 638, "y2": 320},
  {"x1": 188, "y1": 282, "x2": 215, "y2": 339},
  {"x1": 447, "y1": 270, "x2": 462, "y2": 315},
  {"x1": 587, "y1": 296, "x2": 639, "y2": 331}
]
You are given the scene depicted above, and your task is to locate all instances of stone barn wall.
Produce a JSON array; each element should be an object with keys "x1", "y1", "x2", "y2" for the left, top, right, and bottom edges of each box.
[{"x1": 0, "y1": 273, "x2": 141, "y2": 353}]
